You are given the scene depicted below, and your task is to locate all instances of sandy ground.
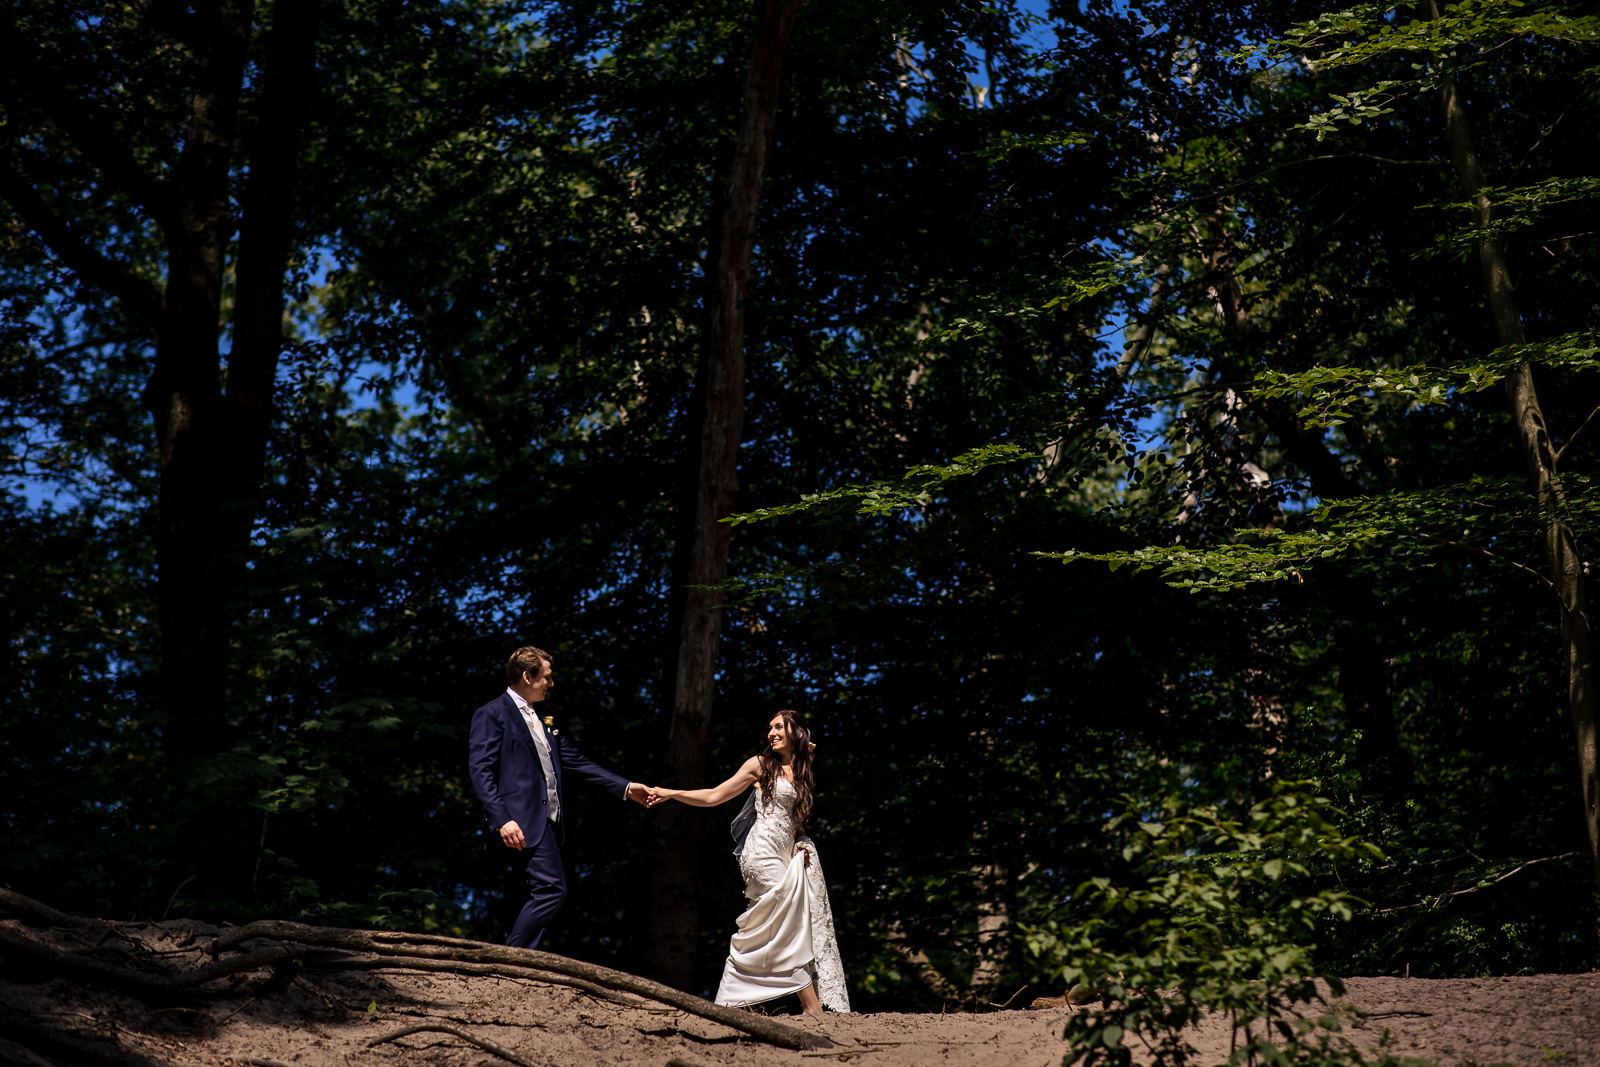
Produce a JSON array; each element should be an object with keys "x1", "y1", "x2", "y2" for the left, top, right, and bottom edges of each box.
[{"x1": 2, "y1": 917, "x2": 1598, "y2": 1067}]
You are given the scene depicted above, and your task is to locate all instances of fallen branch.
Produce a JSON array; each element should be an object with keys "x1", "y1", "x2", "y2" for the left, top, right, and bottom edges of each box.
[
  {"x1": 989, "y1": 983, "x2": 1029, "y2": 1010},
  {"x1": 801, "y1": 1051, "x2": 883, "y2": 1058},
  {"x1": 213, "y1": 920, "x2": 833, "y2": 1050},
  {"x1": 368, "y1": 1023, "x2": 537, "y2": 1067}
]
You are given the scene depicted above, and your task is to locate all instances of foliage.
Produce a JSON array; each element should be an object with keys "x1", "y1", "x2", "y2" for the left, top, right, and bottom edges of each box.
[
  {"x1": 1250, "y1": 333, "x2": 1600, "y2": 428},
  {"x1": 1045, "y1": 473, "x2": 1599, "y2": 593},
  {"x1": 726, "y1": 442, "x2": 1037, "y2": 524},
  {"x1": 1026, "y1": 785, "x2": 1384, "y2": 1067},
  {"x1": 5, "y1": 0, "x2": 1600, "y2": 1011}
]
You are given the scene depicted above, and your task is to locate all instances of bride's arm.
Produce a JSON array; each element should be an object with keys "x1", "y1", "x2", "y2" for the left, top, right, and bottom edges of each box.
[{"x1": 653, "y1": 757, "x2": 759, "y2": 807}]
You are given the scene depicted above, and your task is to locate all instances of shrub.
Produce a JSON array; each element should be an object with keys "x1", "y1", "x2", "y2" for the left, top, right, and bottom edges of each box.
[{"x1": 1025, "y1": 782, "x2": 1389, "y2": 1067}]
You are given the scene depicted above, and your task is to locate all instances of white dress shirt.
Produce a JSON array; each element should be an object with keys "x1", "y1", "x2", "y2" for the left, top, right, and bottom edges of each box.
[{"x1": 507, "y1": 687, "x2": 561, "y2": 823}]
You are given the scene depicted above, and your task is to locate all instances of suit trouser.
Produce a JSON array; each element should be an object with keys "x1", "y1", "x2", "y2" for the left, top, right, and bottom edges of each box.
[{"x1": 507, "y1": 819, "x2": 566, "y2": 949}]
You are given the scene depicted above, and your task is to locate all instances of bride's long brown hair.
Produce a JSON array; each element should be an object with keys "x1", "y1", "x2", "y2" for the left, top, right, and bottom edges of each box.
[{"x1": 755, "y1": 708, "x2": 815, "y2": 832}]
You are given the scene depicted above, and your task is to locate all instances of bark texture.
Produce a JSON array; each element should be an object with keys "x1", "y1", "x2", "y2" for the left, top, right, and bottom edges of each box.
[
  {"x1": 1426, "y1": 2, "x2": 1600, "y2": 889},
  {"x1": 645, "y1": 0, "x2": 802, "y2": 991}
]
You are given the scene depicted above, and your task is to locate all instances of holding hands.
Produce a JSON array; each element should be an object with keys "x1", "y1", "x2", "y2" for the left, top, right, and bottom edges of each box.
[
  {"x1": 620, "y1": 784, "x2": 670, "y2": 807},
  {"x1": 637, "y1": 757, "x2": 762, "y2": 810}
]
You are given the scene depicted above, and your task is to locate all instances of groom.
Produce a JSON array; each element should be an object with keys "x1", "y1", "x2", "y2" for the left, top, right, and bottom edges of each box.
[{"x1": 467, "y1": 645, "x2": 650, "y2": 948}]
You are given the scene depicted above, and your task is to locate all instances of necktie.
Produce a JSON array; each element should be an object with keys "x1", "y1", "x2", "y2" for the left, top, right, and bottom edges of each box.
[{"x1": 520, "y1": 706, "x2": 561, "y2": 823}]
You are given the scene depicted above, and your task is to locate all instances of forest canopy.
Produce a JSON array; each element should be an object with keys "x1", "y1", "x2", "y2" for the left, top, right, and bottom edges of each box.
[{"x1": 3, "y1": 0, "x2": 1598, "y2": 1009}]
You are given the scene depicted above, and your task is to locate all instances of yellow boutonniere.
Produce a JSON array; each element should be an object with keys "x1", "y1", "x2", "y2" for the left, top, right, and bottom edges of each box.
[{"x1": 543, "y1": 716, "x2": 556, "y2": 732}]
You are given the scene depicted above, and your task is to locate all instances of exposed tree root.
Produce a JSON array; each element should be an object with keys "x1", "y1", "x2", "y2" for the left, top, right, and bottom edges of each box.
[
  {"x1": 332, "y1": 956, "x2": 650, "y2": 1008},
  {"x1": 0, "y1": 891, "x2": 98, "y2": 931},
  {"x1": 0, "y1": 891, "x2": 833, "y2": 1052},
  {"x1": 0, "y1": 1016, "x2": 163, "y2": 1067},
  {"x1": 213, "y1": 919, "x2": 835, "y2": 1050},
  {"x1": 0, "y1": 1036, "x2": 58, "y2": 1067},
  {"x1": 0, "y1": 926, "x2": 303, "y2": 996},
  {"x1": 368, "y1": 1022, "x2": 539, "y2": 1067}
]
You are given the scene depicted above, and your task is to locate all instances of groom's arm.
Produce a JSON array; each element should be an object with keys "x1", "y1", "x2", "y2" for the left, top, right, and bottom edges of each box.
[
  {"x1": 554, "y1": 734, "x2": 643, "y2": 804},
  {"x1": 466, "y1": 704, "x2": 513, "y2": 830}
]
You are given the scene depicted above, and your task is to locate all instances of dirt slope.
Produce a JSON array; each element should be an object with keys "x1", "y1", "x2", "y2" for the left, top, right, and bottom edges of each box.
[{"x1": 1, "y1": 916, "x2": 1596, "y2": 1067}]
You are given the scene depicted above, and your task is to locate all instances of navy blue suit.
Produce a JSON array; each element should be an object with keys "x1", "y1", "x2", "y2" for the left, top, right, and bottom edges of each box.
[{"x1": 467, "y1": 691, "x2": 629, "y2": 947}]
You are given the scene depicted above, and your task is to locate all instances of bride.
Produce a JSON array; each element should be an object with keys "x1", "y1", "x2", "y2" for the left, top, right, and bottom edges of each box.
[{"x1": 649, "y1": 709, "x2": 850, "y2": 1013}]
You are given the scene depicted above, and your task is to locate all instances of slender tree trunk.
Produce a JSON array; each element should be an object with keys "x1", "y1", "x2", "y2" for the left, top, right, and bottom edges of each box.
[
  {"x1": 645, "y1": 0, "x2": 802, "y2": 990},
  {"x1": 1194, "y1": 213, "x2": 1409, "y2": 785},
  {"x1": 969, "y1": 861, "x2": 1009, "y2": 996},
  {"x1": 144, "y1": 0, "x2": 254, "y2": 765},
  {"x1": 227, "y1": 0, "x2": 321, "y2": 533},
  {"x1": 1426, "y1": 2, "x2": 1600, "y2": 888}
]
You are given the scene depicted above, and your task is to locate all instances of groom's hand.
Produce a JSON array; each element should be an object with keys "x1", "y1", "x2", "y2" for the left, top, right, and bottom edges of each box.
[
  {"x1": 625, "y1": 782, "x2": 650, "y2": 807},
  {"x1": 498, "y1": 820, "x2": 526, "y2": 850}
]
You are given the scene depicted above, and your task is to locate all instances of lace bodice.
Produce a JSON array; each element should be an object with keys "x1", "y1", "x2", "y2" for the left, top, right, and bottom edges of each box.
[
  {"x1": 729, "y1": 778, "x2": 850, "y2": 1012},
  {"x1": 738, "y1": 778, "x2": 800, "y2": 889}
]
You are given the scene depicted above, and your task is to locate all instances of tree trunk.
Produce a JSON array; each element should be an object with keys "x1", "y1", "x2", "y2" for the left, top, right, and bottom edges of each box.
[
  {"x1": 1194, "y1": 213, "x2": 1409, "y2": 786},
  {"x1": 1426, "y1": 1, "x2": 1600, "y2": 889},
  {"x1": 144, "y1": 0, "x2": 253, "y2": 764},
  {"x1": 644, "y1": 0, "x2": 802, "y2": 990},
  {"x1": 0, "y1": 0, "x2": 320, "y2": 899},
  {"x1": 147, "y1": 3, "x2": 320, "y2": 905},
  {"x1": 969, "y1": 862, "x2": 1009, "y2": 997}
]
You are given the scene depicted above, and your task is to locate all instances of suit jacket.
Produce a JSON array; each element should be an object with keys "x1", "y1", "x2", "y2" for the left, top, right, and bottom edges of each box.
[{"x1": 467, "y1": 692, "x2": 629, "y2": 850}]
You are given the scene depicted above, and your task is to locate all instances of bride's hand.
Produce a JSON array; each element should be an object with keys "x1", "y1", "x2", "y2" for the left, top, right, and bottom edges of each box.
[
  {"x1": 648, "y1": 786, "x2": 676, "y2": 805},
  {"x1": 794, "y1": 845, "x2": 810, "y2": 868}
]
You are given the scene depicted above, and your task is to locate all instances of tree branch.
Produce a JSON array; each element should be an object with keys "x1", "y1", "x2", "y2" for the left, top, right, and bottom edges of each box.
[
  {"x1": 1417, "y1": 532, "x2": 1557, "y2": 594},
  {"x1": 0, "y1": 21, "x2": 172, "y2": 222},
  {"x1": 1368, "y1": 852, "x2": 1581, "y2": 914},
  {"x1": 0, "y1": 156, "x2": 165, "y2": 323},
  {"x1": 1554, "y1": 405, "x2": 1600, "y2": 468},
  {"x1": 228, "y1": 0, "x2": 320, "y2": 419}
]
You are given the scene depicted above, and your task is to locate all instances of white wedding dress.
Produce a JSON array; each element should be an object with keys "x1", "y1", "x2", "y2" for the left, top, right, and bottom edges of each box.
[{"x1": 714, "y1": 778, "x2": 850, "y2": 1012}]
